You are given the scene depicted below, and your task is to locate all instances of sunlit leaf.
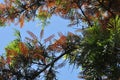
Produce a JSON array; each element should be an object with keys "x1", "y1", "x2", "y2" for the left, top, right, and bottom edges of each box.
[{"x1": 19, "y1": 14, "x2": 24, "y2": 28}]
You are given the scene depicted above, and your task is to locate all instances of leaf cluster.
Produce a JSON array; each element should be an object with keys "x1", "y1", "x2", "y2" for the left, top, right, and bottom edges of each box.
[
  {"x1": 0, "y1": 0, "x2": 119, "y2": 27},
  {"x1": 77, "y1": 16, "x2": 120, "y2": 80},
  {"x1": 0, "y1": 0, "x2": 120, "y2": 80},
  {"x1": 0, "y1": 30, "x2": 82, "y2": 80}
]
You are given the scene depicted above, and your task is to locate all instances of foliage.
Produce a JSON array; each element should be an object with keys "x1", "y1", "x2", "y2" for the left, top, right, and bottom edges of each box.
[
  {"x1": 0, "y1": 0, "x2": 120, "y2": 80},
  {"x1": 1, "y1": 17, "x2": 120, "y2": 80},
  {"x1": 0, "y1": 30, "x2": 81, "y2": 80},
  {"x1": 76, "y1": 16, "x2": 120, "y2": 79},
  {"x1": 0, "y1": 0, "x2": 119, "y2": 27}
]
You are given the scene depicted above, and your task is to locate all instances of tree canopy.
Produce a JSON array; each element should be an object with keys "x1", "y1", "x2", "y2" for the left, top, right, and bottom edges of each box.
[
  {"x1": 0, "y1": 0, "x2": 120, "y2": 80},
  {"x1": 0, "y1": 0, "x2": 119, "y2": 27}
]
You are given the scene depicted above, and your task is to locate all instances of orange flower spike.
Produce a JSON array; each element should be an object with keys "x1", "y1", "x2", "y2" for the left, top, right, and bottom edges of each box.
[
  {"x1": 19, "y1": 14, "x2": 25, "y2": 28},
  {"x1": 50, "y1": 35, "x2": 67, "y2": 51},
  {"x1": 0, "y1": 3, "x2": 6, "y2": 10},
  {"x1": 6, "y1": 57, "x2": 12, "y2": 64},
  {"x1": 72, "y1": 3, "x2": 78, "y2": 8},
  {"x1": 47, "y1": 1, "x2": 56, "y2": 8},
  {"x1": 33, "y1": 53, "x2": 46, "y2": 64},
  {"x1": 57, "y1": 36, "x2": 67, "y2": 45},
  {"x1": 19, "y1": 42, "x2": 29, "y2": 56}
]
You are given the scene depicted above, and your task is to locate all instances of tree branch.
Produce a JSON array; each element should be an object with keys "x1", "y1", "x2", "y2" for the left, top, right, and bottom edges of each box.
[
  {"x1": 31, "y1": 51, "x2": 67, "y2": 79},
  {"x1": 0, "y1": 0, "x2": 45, "y2": 19},
  {"x1": 96, "y1": 0, "x2": 115, "y2": 17},
  {"x1": 76, "y1": 2, "x2": 93, "y2": 27}
]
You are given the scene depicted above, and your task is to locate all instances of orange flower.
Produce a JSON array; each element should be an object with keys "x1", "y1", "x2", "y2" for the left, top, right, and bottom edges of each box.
[{"x1": 18, "y1": 42, "x2": 28, "y2": 56}]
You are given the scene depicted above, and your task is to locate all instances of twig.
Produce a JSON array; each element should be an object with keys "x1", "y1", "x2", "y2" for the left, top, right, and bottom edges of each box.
[
  {"x1": 96, "y1": 0, "x2": 115, "y2": 17},
  {"x1": 76, "y1": 2, "x2": 92, "y2": 27},
  {"x1": 31, "y1": 51, "x2": 67, "y2": 79}
]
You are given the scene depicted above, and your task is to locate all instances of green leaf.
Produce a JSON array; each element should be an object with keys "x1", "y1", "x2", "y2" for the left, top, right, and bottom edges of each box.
[{"x1": 13, "y1": 29, "x2": 21, "y2": 41}]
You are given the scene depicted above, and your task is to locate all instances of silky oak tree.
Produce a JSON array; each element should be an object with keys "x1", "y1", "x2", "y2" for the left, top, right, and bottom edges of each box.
[
  {"x1": 0, "y1": 0, "x2": 120, "y2": 80},
  {"x1": 77, "y1": 16, "x2": 120, "y2": 80},
  {"x1": 0, "y1": 0, "x2": 119, "y2": 27},
  {"x1": 0, "y1": 17, "x2": 120, "y2": 80},
  {"x1": 0, "y1": 30, "x2": 81, "y2": 80}
]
